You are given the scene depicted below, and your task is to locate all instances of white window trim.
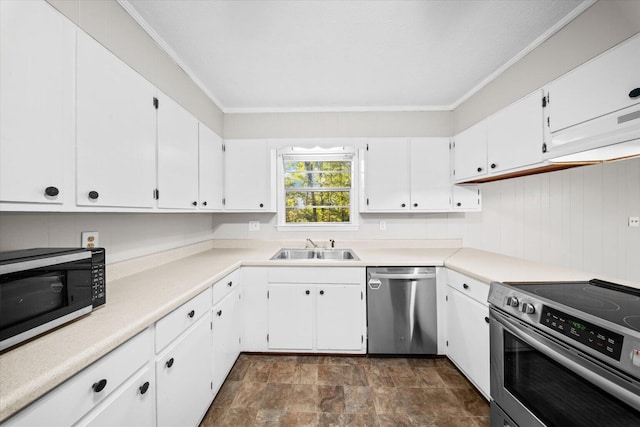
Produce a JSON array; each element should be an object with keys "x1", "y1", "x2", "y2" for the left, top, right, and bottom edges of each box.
[{"x1": 276, "y1": 146, "x2": 360, "y2": 231}]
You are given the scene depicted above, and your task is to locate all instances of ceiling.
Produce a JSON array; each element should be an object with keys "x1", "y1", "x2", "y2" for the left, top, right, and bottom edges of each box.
[{"x1": 122, "y1": 0, "x2": 592, "y2": 113}]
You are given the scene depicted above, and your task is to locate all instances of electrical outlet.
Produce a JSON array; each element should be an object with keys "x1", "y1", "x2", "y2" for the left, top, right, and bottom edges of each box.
[
  {"x1": 81, "y1": 231, "x2": 99, "y2": 248},
  {"x1": 249, "y1": 221, "x2": 260, "y2": 231},
  {"x1": 629, "y1": 217, "x2": 640, "y2": 227},
  {"x1": 379, "y1": 221, "x2": 386, "y2": 231}
]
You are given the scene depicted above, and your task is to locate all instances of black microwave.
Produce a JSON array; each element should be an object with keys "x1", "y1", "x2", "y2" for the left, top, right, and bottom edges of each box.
[{"x1": 0, "y1": 247, "x2": 106, "y2": 352}]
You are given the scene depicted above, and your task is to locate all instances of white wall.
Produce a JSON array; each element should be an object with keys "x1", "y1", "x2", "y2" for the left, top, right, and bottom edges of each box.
[
  {"x1": 0, "y1": 213, "x2": 215, "y2": 264},
  {"x1": 464, "y1": 157, "x2": 640, "y2": 283}
]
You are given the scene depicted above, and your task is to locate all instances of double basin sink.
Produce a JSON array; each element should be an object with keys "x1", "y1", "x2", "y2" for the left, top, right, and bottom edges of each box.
[{"x1": 271, "y1": 248, "x2": 359, "y2": 261}]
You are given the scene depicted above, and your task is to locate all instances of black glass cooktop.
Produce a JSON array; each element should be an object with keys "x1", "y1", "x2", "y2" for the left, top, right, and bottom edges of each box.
[{"x1": 508, "y1": 279, "x2": 640, "y2": 333}]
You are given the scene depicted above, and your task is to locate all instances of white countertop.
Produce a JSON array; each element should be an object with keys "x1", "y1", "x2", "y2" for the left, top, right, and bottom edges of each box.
[{"x1": 0, "y1": 243, "x2": 635, "y2": 422}]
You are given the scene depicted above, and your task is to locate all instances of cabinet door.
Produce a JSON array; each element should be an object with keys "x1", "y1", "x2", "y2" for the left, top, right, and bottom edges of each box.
[
  {"x1": 156, "y1": 314, "x2": 213, "y2": 427},
  {"x1": 546, "y1": 35, "x2": 640, "y2": 134},
  {"x1": 453, "y1": 120, "x2": 487, "y2": 182},
  {"x1": 364, "y1": 139, "x2": 410, "y2": 211},
  {"x1": 241, "y1": 268, "x2": 269, "y2": 352},
  {"x1": 452, "y1": 185, "x2": 481, "y2": 211},
  {"x1": 446, "y1": 287, "x2": 490, "y2": 398},
  {"x1": 316, "y1": 285, "x2": 363, "y2": 351},
  {"x1": 157, "y1": 92, "x2": 199, "y2": 209},
  {"x1": 267, "y1": 284, "x2": 313, "y2": 350},
  {"x1": 487, "y1": 90, "x2": 544, "y2": 173},
  {"x1": 212, "y1": 288, "x2": 242, "y2": 394},
  {"x1": 76, "y1": 31, "x2": 156, "y2": 208},
  {"x1": 0, "y1": 1, "x2": 74, "y2": 204},
  {"x1": 224, "y1": 139, "x2": 271, "y2": 211},
  {"x1": 77, "y1": 366, "x2": 155, "y2": 427},
  {"x1": 409, "y1": 138, "x2": 451, "y2": 210},
  {"x1": 198, "y1": 123, "x2": 224, "y2": 210}
]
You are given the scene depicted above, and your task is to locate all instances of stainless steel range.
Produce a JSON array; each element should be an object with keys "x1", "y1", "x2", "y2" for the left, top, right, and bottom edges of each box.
[{"x1": 488, "y1": 279, "x2": 640, "y2": 427}]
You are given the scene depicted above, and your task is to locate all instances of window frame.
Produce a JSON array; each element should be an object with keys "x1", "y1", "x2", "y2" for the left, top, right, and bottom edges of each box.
[{"x1": 276, "y1": 146, "x2": 360, "y2": 231}]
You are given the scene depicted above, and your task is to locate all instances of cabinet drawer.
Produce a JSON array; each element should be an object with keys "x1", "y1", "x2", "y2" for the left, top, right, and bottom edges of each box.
[
  {"x1": 4, "y1": 329, "x2": 152, "y2": 427},
  {"x1": 212, "y1": 270, "x2": 239, "y2": 306},
  {"x1": 76, "y1": 364, "x2": 155, "y2": 427},
  {"x1": 155, "y1": 287, "x2": 212, "y2": 353},
  {"x1": 447, "y1": 269, "x2": 489, "y2": 306}
]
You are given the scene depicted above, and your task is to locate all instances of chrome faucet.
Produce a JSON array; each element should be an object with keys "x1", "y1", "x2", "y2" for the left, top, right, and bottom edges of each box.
[{"x1": 306, "y1": 238, "x2": 318, "y2": 248}]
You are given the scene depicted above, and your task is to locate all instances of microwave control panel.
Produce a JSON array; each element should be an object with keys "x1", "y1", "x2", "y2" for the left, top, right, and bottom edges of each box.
[{"x1": 90, "y1": 248, "x2": 106, "y2": 308}]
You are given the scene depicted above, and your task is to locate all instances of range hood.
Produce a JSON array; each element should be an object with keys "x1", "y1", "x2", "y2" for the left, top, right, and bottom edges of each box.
[{"x1": 546, "y1": 103, "x2": 640, "y2": 163}]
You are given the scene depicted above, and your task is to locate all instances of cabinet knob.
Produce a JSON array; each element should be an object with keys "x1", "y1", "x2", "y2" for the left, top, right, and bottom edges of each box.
[
  {"x1": 187, "y1": 310, "x2": 195, "y2": 318},
  {"x1": 202, "y1": 201, "x2": 208, "y2": 206},
  {"x1": 44, "y1": 186, "x2": 59, "y2": 197},
  {"x1": 320, "y1": 290, "x2": 325, "y2": 295},
  {"x1": 139, "y1": 381, "x2": 150, "y2": 395},
  {"x1": 88, "y1": 191, "x2": 99, "y2": 200},
  {"x1": 485, "y1": 316, "x2": 490, "y2": 324},
  {"x1": 401, "y1": 203, "x2": 406, "y2": 208},
  {"x1": 413, "y1": 203, "x2": 418, "y2": 208},
  {"x1": 463, "y1": 283, "x2": 469, "y2": 290},
  {"x1": 477, "y1": 167, "x2": 483, "y2": 173},
  {"x1": 490, "y1": 163, "x2": 497, "y2": 169},
  {"x1": 629, "y1": 88, "x2": 640, "y2": 99},
  {"x1": 542, "y1": 143, "x2": 547, "y2": 153},
  {"x1": 456, "y1": 202, "x2": 462, "y2": 207},
  {"x1": 259, "y1": 203, "x2": 264, "y2": 208},
  {"x1": 305, "y1": 290, "x2": 310, "y2": 295},
  {"x1": 92, "y1": 379, "x2": 108, "y2": 393},
  {"x1": 165, "y1": 358, "x2": 174, "y2": 368},
  {"x1": 228, "y1": 281, "x2": 233, "y2": 287},
  {"x1": 217, "y1": 310, "x2": 222, "y2": 316},
  {"x1": 192, "y1": 201, "x2": 197, "y2": 206}
]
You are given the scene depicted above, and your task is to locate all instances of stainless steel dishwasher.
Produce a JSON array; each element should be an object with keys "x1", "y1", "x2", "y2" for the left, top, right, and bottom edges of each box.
[{"x1": 366, "y1": 267, "x2": 437, "y2": 354}]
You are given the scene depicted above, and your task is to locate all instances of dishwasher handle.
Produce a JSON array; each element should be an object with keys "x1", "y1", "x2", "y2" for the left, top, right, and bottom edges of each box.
[
  {"x1": 368, "y1": 279, "x2": 382, "y2": 290},
  {"x1": 369, "y1": 272, "x2": 436, "y2": 280}
]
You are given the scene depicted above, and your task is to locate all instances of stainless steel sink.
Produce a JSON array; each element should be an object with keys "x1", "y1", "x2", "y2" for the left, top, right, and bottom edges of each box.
[{"x1": 270, "y1": 248, "x2": 359, "y2": 261}]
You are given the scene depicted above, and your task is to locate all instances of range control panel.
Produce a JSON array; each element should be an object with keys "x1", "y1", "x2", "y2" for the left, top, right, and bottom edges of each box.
[{"x1": 541, "y1": 306, "x2": 624, "y2": 361}]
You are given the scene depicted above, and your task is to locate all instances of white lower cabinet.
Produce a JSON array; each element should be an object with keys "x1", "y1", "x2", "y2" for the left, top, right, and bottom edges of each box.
[
  {"x1": 76, "y1": 365, "x2": 155, "y2": 427},
  {"x1": 265, "y1": 267, "x2": 366, "y2": 353},
  {"x1": 156, "y1": 313, "x2": 213, "y2": 427},
  {"x1": 445, "y1": 270, "x2": 490, "y2": 399},
  {"x1": 3, "y1": 330, "x2": 153, "y2": 427},
  {"x1": 212, "y1": 287, "x2": 242, "y2": 394}
]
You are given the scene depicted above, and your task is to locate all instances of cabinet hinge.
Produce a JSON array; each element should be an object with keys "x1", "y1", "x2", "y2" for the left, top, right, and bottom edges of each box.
[
  {"x1": 210, "y1": 321, "x2": 213, "y2": 330},
  {"x1": 267, "y1": 334, "x2": 269, "y2": 342},
  {"x1": 361, "y1": 335, "x2": 364, "y2": 343},
  {"x1": 453, "y1": 169, "x2": 456, "y2": 176},
  {"x1": 267, "y1": 290, "x2": 269, "y2": 299},
  {"x1": 222, "y1": 144, "x2": 226, "y2": 152},
  {"x1": 446, "y1": 340, "x2": 449, "y2": 347},
  {"x1": 366, "y1": 144, "x2": 369, "y2": 151},
  {"x1": 239, "y1": 337, "x2": 241, "y2": 344},
  {"x1": 446, "y1": 295, "x2": 448, "y2": 302},
  {"x1": 222, "y1": 198, "x2": 226, "y2": 206},
  {"x1": 210, "y1": 381, "x2": 213, "y2": 390},
  {"x1": 542, "y1": 143, "x2": 547, "y2": 154},
  {"x1": 153, "y1": 97, "x2": 159, "y2": 109},
  {"x1": 361, "y1": 291, "x2": 363, "y2": 300},
  {"x1": 547, "y1": 117, "x2": 550, "y2": 128},
  {"x1": 153, "y1": 189, "x2": 159, "y2": 200},
  {"x1": 542, "y1": 95, "x2": 547, "y2": 108},
  {"x1": 366, "y1": 198, "x2": 369, "y2": 206}
]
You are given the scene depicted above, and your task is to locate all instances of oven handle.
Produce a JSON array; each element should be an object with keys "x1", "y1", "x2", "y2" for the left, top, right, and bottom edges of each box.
[{"x1": 493, "y1": 310, "x2": 640, "y2": 411}]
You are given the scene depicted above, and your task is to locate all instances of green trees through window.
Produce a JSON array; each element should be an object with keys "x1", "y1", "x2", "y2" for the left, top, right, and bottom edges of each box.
[{"x1": 284, "y1": 160, "x2": 352, "y2": 223}]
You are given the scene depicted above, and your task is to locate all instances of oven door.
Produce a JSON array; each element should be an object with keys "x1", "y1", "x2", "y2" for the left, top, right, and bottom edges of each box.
[{"x1": 490, "y1": 307, "x2": 640, "y2": 427}]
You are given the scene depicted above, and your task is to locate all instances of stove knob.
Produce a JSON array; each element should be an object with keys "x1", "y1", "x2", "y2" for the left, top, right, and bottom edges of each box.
[
  {"x1": 521, "y1": 303, "x2": 535, "y2": 314},
  {"x1": 506, "y1": 296, "x2": 519, "y2": 307}
]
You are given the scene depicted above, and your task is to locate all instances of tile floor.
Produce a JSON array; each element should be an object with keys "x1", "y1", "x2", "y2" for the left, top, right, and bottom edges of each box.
[{"x1": 200, "y1": 354, "x2": 490, "y2": 426}]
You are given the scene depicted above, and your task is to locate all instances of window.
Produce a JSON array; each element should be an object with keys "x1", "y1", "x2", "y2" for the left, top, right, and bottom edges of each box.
[{"x1": 277, "y1": 147, "x2": 358, "y2": 228}]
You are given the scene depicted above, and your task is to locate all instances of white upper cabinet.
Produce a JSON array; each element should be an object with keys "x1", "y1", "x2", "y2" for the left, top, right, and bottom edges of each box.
[
  {"x1": 363, "y1": 138, "x2": 453, "y2": 212},
  {"x1": 487, "y1": 90, "x2": 544, "y2": 173},
  {"x1": 0, "y1": 1, "x2": 74, "y2": 204},
  {"x1": 453, "y1": 120, "x2": 488, "y2": 182},
  {"x1": 364, "y1": 139, "x2": 411, "y2": 211},
  {"x1": 198, "y1": 124, "x2": 224, "y2": 210},
  {"x1": 223, "y1": 139, "x2": 273, "y2": 211},
  {"x1": 544, "y1": 35, "x2": 640, "y2": 159},
  {"x1": 76, "y1": 31, "x2": 157, "y2": 208},
  {"x1": 410, "y1": 138, "x2": 452, "y2": 211},
  {"x1": 546, "y1": 35, "x2": 640, "y2": 134},
  {"x1": 156, "y1": 92, "x2": 199, "y2": 209}
]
